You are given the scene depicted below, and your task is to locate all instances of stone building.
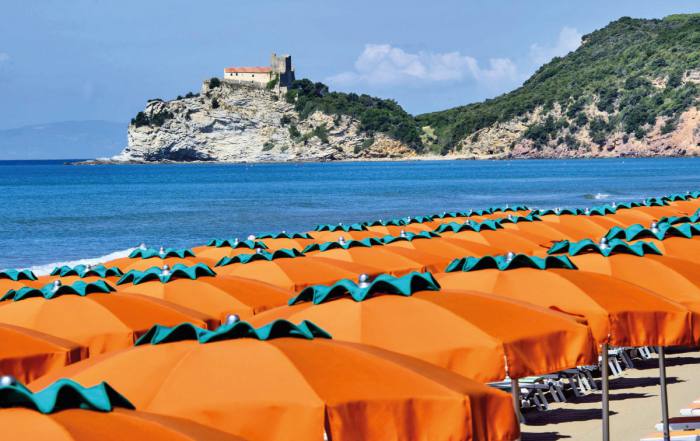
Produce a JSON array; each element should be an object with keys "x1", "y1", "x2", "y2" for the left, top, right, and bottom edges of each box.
[{"x1": 223, "y1": 53, "x2": 295, "y2": 89}]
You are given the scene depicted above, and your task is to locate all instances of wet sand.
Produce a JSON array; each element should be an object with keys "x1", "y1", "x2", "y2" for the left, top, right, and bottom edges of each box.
[{"x1": 521, "y1": 349, "x2": 700, "y2": 441}]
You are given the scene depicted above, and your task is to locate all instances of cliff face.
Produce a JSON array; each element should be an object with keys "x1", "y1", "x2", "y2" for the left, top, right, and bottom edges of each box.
[
  {"x1": 455, "y1": 104, "x2": 700, "y2": 159},
  {"x1": 111, "y1": 81, "x2": 414, "y2": 163}
]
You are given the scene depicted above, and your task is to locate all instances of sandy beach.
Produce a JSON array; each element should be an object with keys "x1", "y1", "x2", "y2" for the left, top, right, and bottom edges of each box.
[{"x1": 522, "y1": 349, "x2": 700, "y2": 440}]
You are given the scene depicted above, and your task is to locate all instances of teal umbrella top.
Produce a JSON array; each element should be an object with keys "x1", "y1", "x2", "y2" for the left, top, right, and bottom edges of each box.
[
  {"x1": 433, "y1": 219, "x2": 502, "y2": 233},
  {"x1": 657, "y1": 208, "x2": 700, "y2": 226},
  {"x1": 547, "y1": 238, "x2": 662, "y2": 257},
  {"x1": 0, "y1": 378, "x2": 134, "y2": 414},
  {"x1": 643, "y1": 197, "x2": 669, "y2": 207},
  {"x1": 50, "y1": 264, "x2": 123, "y2": 279},
  {"x1": 129, "y1": 247, "x2": 194, "y2": 259},
  {"x1": 135, "y1": 319, "x2": 331, "y2": 345},
  {"x1": 288, "y1": 272, "x2": 440, "y2": 305},
  {"x1": 532, "y1": 207, "x2": 583, "y2": 216},
  {"x1": 313, "y1": 223, "x2": 367, "y2": 232},
  {"x1": 491, "y1": 204, "x2": 529, "y2": 213},
  {"x1": 303, "y1": 238, "x2": 382, "y2": 253},
  {"x1": 117, "y1": 263, "x2": 216, "y2": 285},
  {"x1": 433, "y1": 211, "x2": 470, "y2": 219},
  {"x1": 255, "y1": 231, "x2": 312, "y2": 239},
  {"x1": 381, "y1": 231, "x2": 441, "y2": 244},
  {"x1": 495, "y1": 213, "x2": 542, "y2": 224},
  {"x1": 205, "y1": 238, "x2": 268, "y2": 249},
  {"x1": 0, "y1": 269, "x2": 37, "y2": 281},
  {"x1": 445, "y1": 254, "x2": 577, "y2": 272},
  {"x1": 2, "y1": 280, "x2": 115, "y2": 302},
  {"x1": 215, "y1": 248, "x2": 304, "y2": 267},
  {"x1": 605, "y1": 222, "x2": 700, "y2": 241}
]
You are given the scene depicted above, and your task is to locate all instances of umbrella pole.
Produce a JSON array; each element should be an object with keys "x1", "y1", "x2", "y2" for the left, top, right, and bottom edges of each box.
[
  {"x1": 658, "y1": 346, "x2": 670, "y2": 441},
  {"x1": 511, "y1": 377, "x2": 523, "y2": 424},
  {"x1": 601, "y1": 343, "x2": 610, "y2": 441}
]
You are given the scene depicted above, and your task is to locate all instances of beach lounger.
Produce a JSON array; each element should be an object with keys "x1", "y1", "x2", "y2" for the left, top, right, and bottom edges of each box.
[
  {"x1": 641, "y1": 429, "x2": 700, "y2": 440},
  {"x1": 600, "y1": 350, "x2": 625, "y2": 376},
  {"x1": 655, "y1": 417, "x2": 700, "y2": 431},
  {"x1": 681, "y1": 403, "x2": 700, "y2": 416}
]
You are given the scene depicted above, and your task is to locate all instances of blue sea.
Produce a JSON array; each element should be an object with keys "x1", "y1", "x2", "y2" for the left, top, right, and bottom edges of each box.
[{"x1": 1, "y1": 158, "x2": 699, "y2": 271}]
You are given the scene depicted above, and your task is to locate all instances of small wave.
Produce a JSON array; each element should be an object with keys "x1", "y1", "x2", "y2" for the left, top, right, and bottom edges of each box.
[
  {"x1": 25, "y1": 247, "x2": 136, "y2": 276},
  {"x1": 583, "y1": 193, "x2": 611, "y2": 200}
]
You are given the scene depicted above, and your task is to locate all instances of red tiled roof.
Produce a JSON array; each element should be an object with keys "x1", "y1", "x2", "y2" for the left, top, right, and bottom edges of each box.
[{"x1": 224, "y1": 67, "x2": 272, "y2": 73}]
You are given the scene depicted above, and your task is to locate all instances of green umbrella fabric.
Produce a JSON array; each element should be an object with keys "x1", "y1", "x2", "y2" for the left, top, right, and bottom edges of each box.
[
  {"x1": 445, "y1": 254, "x2": 577, "y2": 272},
  {"x1": 491, "y1": 204, "x2": 529, "y2": 213},
  {"x1": 215, "y1": 248, "x2": 304, "y2": 267},
  {"x1": 303, "y1": 238, "x2": 383, "y2": 253},
  {"x1": 433, "y1": 220, "x2": 502, "y2": 233},
  {"x1": 288, "y1": 272, "x2": 440, "y2": 305},
  {"x1": 381, "y1": 231, "x2": 441, "y2": 244},
  {"x1": 612, "y1": 201, "x2": 643, "y2": 209},
  {"x1": 205, "y1": 238, "x2": 268, "y2": 249},
  {"x1": 532, "y1": 207, "x2": 582, "y2": 216},
  {"x1": 117, "y1": 263, "x2": 216, "y2": 285},
  {"x1": 495, "y1": 213, "x2": 542, "y2": 224},
  {"x1": 0, "y1": 269, "x2": 37, "y2": 281},
  {"x1": 135, "y1": 319, "x2": 331, "y2": 345},
  {"x1": 50, "y1": 265, "x2": 123, "y2": 278},
  {"x1": 128, "y1": 247, "x2": 195, "y2": 259},
  {"x1": 547, "y1": 238, "x2": 662, "y2": 257},
  {"x1": 256, "y1": 232, "x2": 312, "y2": 239},
  {"x1": 363, "y1": 219, "x2": 409, "y2": 227},
  {"x1": 406, "y1": 215, "x2": 436, "y2": 224},
  {"x1": 605, "y1": 223, "x2": 699, "y2": 241},
  {"x1": 434, "y1": 211, "x2": 470, "y2": 219},
  {"x1": 313, "y1": 223, "x2": 367, "y2": 232},
  {"x1": 643, "y1": 197, "x2": 669, "y2": 207},
  {"x1": 0, "y1": 378, "x2": 134, "y2": 413},
  {"x1": 2, "y1": 280, "x2": 115, "y2": 301},
  {"x1": 657, "y1": 209, "x2": 700, "y2": 226},
  {"x1": 662, "y1": 193, "x2": 693, "y2": 202}
]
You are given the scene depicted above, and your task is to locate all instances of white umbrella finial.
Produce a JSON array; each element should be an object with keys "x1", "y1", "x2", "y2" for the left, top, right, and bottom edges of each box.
[
  {"x1": 358, "y1": 273, "x2": 370, "y2": 288},
  {"x1": 0, "y1": 375, "x2": 17, "y2": 387},
  {"x1": 224, "y1": 314, "x2": 240, "y2": 326}
]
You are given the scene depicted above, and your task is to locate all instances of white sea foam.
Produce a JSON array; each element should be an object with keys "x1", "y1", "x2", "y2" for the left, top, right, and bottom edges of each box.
[
  {"x1": 583, "y1": 192, "x2": 612, "y2": 200},
  {"x1": 24, "y1": 247, "x2": 136, "y2": 276}
]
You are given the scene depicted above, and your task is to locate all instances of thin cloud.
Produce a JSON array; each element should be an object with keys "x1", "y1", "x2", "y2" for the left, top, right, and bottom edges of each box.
[
  {"x1": 529, "y1": 26, "x2": 582, "y2": 67},
  {"x1": 327, "y1": 44, "x2": 517, "y2": 87},
  {"x1": 327, "y1": 27, "x2": 582, "y2": 90},
  {"x1": 0, "y1": 53, "x2": 9, "y2": 63}
]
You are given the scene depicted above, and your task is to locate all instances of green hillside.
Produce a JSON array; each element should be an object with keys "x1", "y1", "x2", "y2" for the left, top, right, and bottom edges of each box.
[{"x1": 416, "y1": 14, "x2": 700, "y2": 153}]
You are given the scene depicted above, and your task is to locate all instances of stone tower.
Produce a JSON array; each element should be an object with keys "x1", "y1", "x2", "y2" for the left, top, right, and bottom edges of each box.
[{"x1": 270, "y1": 53, "x2": 295, "y2": 88}]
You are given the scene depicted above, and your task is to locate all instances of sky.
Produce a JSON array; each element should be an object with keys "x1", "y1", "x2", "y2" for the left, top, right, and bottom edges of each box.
[{"x1": 0, "y1": 0, "x2": 699, "y2": 129}]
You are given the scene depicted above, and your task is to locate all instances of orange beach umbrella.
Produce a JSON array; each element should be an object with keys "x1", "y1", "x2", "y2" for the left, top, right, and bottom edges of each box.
[
  {"x1": 570, "y1": 253, "x2": 700, "y2": 343},
  {"x1": 32, "y1": 325, "x2": 520, "y2": 441},
  {"x1": 0, "y1": 293, "x2": 213, "y2": 355},
  {"x1": 213, "y1": 256, "x2": 378, "y2": 291},
  {"x1": 0, "y1": 324, "x2": 86, "y2": 383},
  {"x1": 436, "y1": 268, "x2": 693, "y2": 347},
  {"x1": 1, "y1": 408, "x2": 249, "y2": 441},
  {"x1": 251, "y1": 289, "x2": 598, "y2": 382},
  {"x1": 117, "y1": 275, "x2": 292, "y2": 323}
]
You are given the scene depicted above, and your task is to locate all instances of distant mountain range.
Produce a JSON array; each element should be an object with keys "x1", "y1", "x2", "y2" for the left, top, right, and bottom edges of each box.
[{"x1": 0, "y1": 121, "x2": 126, "y2": 160}]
